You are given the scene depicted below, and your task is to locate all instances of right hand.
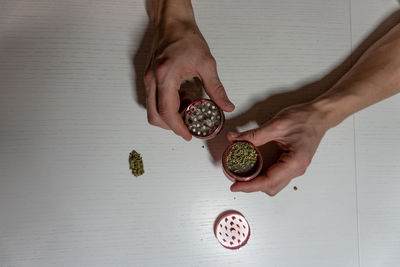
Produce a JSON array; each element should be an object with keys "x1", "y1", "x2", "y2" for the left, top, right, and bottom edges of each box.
[
  {"x1": 144, "y1": 19, "x2": 235, "y2": 141},
  {"x1": 228, "y1": 103, "x2": 329, "y2": 196}
]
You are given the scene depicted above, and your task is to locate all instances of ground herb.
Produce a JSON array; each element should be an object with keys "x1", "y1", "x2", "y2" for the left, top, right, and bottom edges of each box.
[
  {"x1": 227, "y1": 142, "x2": 258, "y2": 175},
  {"x1": 129, "y1": 150, "x2": 144, "y2": 177}
]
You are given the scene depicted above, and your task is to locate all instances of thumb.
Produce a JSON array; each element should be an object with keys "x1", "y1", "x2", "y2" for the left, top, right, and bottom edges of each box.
[
  {"x1": 199, "y1": 60, "x2": 235, "y2": 112},
  {"x1": 228, "y1": 126, "x2": 277, "y2": 147}
]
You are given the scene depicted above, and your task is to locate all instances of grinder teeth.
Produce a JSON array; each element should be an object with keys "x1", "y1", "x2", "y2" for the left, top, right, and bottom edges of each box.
[{"x1": 185, "y1": 100, "x2": 222, "y2": 137}]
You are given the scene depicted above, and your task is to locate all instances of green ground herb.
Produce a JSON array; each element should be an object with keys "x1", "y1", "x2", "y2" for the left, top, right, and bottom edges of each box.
[
  {"x1": 129, "y1": 150, "x2": 144, "y2": 177},
  {"x1": 227, "y1": 142, "x2": 258, "y2": 175}
]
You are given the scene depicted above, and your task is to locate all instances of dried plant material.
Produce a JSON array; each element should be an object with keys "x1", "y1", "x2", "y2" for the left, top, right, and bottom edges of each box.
[
  {"x1": 227, "y1": 142, "x2": 258, "y2": 175},
  {"x1": 129, "y1": 150, "x2": 144, "y2": 177},
  {"x1": 294, "y1": 186, "x2": 298, "y2": 191}
]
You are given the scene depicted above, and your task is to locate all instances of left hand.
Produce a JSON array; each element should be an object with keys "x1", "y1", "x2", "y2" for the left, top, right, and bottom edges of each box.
[{"x1": 144, "y1": 19, "x2": 234, "y2": 140}]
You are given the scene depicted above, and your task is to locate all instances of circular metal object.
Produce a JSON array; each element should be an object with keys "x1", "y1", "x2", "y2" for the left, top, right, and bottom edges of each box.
[
  {"x1": 183, "y1": 99, "x2": 224, "y2": 140},
  {"x1": 222, "y1": 141, "x2": 263, "y2": 182},
  {"x1": 214, "y1": 211, "x2": 250, "y2": 249}
]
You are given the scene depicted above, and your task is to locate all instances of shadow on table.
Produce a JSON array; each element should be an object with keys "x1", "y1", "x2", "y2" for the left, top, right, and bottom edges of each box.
[
  {"x1": 131, "y1": 8, "x2": 400, "y2": 169},
  {"x1": 132, "y1": 21, "x2": 153, "y2": 109},
  {"x1": 205, "y1": 9, "x2": 400, "y2": 168}
]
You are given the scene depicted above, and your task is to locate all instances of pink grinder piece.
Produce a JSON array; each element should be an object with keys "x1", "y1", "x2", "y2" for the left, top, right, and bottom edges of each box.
[
  {"x1": 222, "y1": 141, "x2": 263, "y2": 182},
  {"x1": 183, "y1": 99, "x2": 224, "y2": 140},
  {"x1": 214, "y1": 211, "x2": 250, "y2": 249}
]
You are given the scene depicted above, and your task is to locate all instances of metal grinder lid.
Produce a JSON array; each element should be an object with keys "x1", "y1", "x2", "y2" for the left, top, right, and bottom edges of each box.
[{"x1": 214, "y1": 211, "x2": 250, "y2": 249}]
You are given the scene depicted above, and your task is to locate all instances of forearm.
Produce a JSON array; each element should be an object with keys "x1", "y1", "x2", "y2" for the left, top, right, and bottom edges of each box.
[
  {"x1": 146, "y1": 0, "x2": 195, "y2": 26},
  {"x1": 312, "y1": 24, "x2": 400, "y2": 128}
]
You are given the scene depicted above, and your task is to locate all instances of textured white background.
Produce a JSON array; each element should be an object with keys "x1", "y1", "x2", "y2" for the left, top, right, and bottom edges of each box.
[{"x1": 0, "y1": 0, "x2": 399, "y2": 266}]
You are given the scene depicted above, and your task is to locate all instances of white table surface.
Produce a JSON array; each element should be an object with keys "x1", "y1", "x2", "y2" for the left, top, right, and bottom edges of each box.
[{"x1": 0, "y1": 0, "x2": 399, "y2": 266}]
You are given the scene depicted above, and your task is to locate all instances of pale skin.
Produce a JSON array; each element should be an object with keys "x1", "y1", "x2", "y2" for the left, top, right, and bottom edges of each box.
[
  {"x1": 145, "y1": 0, "x2": 400, "y2": 196},
  {"x1": 144, "y1": 0, "x2": 235, "y2": 141}
]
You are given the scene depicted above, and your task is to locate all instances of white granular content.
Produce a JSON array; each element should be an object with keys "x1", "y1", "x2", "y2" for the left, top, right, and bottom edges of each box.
[{"x1": 185, "y1": 101, "x2": 222, "y2": 137}]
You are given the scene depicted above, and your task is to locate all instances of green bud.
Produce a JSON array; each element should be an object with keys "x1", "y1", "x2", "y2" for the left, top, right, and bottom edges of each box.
[{"x1": 129, "y1": 150, "x2": 144, "y2": 177}]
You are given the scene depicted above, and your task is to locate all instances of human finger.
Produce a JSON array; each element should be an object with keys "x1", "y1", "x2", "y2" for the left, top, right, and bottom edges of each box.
[
  {"x1": 156, "y1": 74, "x2": 192, "y2": 141},
  {"x1": 144, "y1": 70, "x2": 170, "y2": 129},
  {"x1": 198, "y1": 57, "x2": 235, "y2": 112}
]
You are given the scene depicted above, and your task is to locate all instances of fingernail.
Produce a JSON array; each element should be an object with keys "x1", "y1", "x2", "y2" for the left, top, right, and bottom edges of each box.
[
  {"x1": 228, "y1": 132, "x2": 239, "y2": 138},
  {"x1": 223, "y1": 97, "x2": 233, "y2": 105}
]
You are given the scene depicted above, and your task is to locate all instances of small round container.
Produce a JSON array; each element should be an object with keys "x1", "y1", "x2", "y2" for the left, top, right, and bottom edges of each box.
[
  {"x1": 183, "y1": 99, "x2": 224, "y2": 140},
  {"x1": 222, "y1": 141, "x2": 263, "y2": 182},
  {"x1": 214, "y1": 210, "x2": 250, "y2": 249}
]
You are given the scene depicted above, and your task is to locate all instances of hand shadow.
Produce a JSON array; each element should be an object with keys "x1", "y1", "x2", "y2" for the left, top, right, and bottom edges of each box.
[
  {"x1": 132, "y1": 21, "x2": 153, "y2": 109},
  {"x1": 205, "y1": 9, "x2": 400, "y2": 170}
]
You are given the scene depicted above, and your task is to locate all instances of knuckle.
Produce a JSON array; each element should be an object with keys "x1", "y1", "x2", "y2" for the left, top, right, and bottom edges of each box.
[
  {"x1": 157, "y1": 103, "x2": 170, "y2": 118},
  {"x1": 143, "y1": 70, "x2": 153, "y2": 86},
  {"x1": 298, "y1": 168, "x2": 307, "y2": 176},
  {"x1": 264, "y1": 188, "x2": 278, "y2": 197},
  {"x1": 147, "y1": 114, "x2": 159, "y2": 126},
  {"x1": 203, "y1": 53, "x2": 216, "y2": 66},
  {"x1": 154, "y1": 59, "x2": 169, "y2": 79},
  {"x1": 245, "y1": 130, "x2": 257, "y2": 141},
  {"x1": 288, "y1": 156, "x2": 311, "y2": 175},
  {"x1": 262, "y1": 180, "x2": 278, "y2": 196},
  {"x1": 270, "y1": 119, "x2": 288, "y2": 131},
  {"x1": 155, "y1": 66, "x2": 167, "y2": 80},
  {"x1": 297, "y1": 154, "x2": 312, "y2": 170},
  {"x1": 300, "y1": 158, "x2": 311, "y2": 170},
  {"x1": 288, "y1": 159, "x2": 300, "y2": 170}
]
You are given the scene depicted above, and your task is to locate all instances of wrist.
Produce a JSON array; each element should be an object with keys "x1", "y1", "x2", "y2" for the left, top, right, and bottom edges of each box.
[
  {"x1": 149, "y1": 0, "x2": 195, "y2": 27},
  {"x1": 309, "y1": 88, "x2": 359, "y2": 129}
]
